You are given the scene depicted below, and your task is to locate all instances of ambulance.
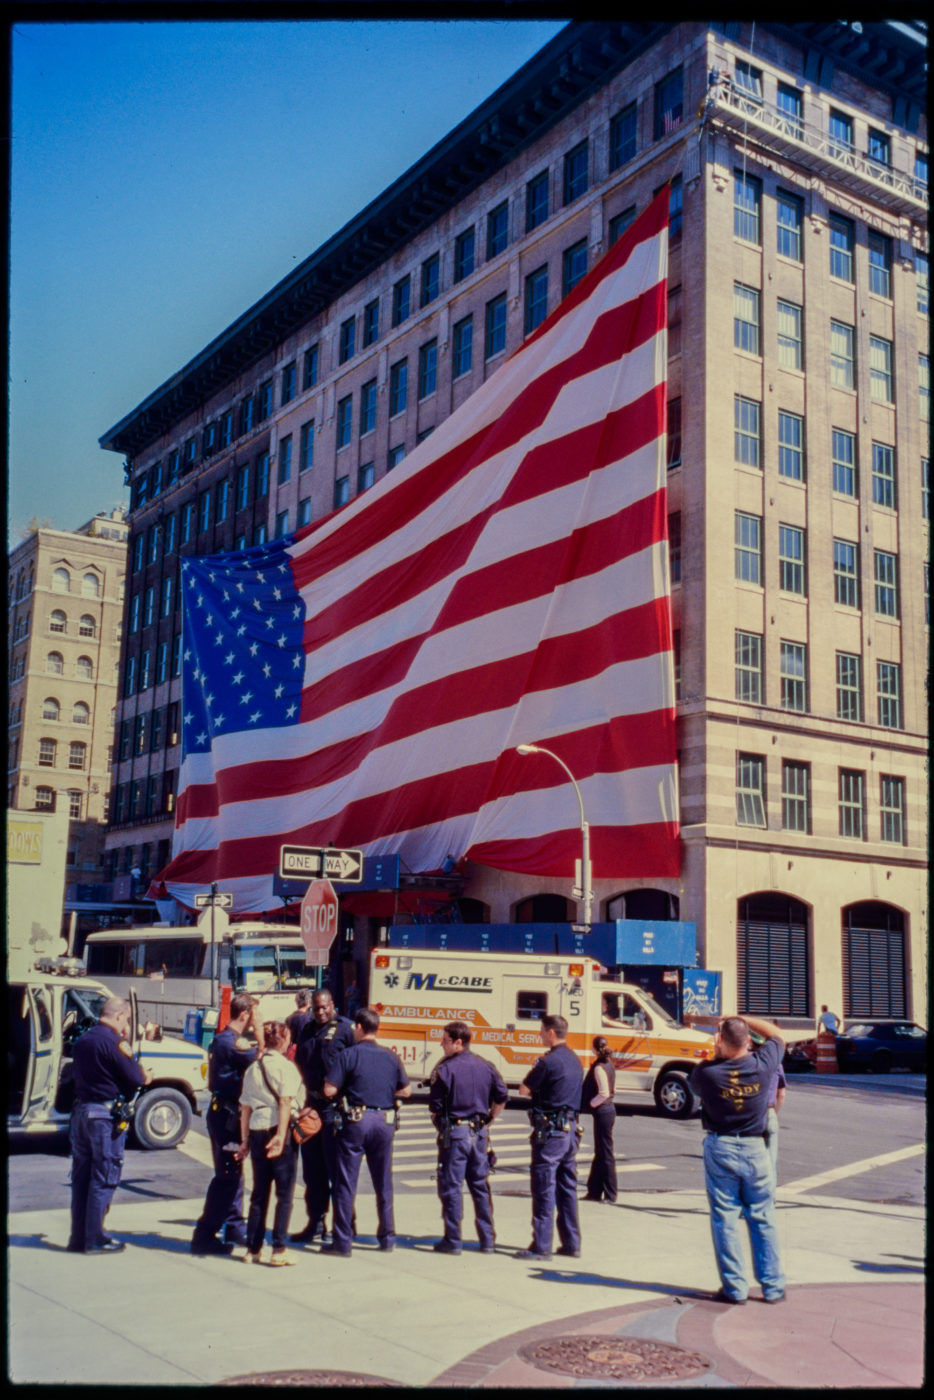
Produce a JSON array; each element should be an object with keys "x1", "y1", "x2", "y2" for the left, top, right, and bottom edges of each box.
[{"x1": 369, "y1": 947, "x2": 715, "y2": 1117}]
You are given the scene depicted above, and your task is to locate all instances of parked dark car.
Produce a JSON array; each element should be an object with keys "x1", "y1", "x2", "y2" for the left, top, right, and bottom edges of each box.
[
  {"x1": 834, "y1": 1022, "x2": 926, "y2": 1073},
  {"x1": 783, "y1": 1037, "x2": 817, "y2": 1072}
]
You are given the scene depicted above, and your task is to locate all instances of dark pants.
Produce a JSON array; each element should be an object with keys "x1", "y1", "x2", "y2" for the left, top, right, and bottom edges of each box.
[
  {"x1": 298, "y1": 1107, "x2": 339, "y2": 1232},
  {"x1": 585, "y1": 1104, "x2": 618, "y2": 1202},
  {"x1": 530, "y1": 1124, "x2": 581, "y2": 1256},
  {"x1": 332, "y1": 1112, "x2": 395, "y2": 1251},
  {"x1": 69, "y1": 1104, "x2": 126, "y2": 1251},
  {"x1": 195, "y1": 1098, "x2": 245, "y2": 1242},
  {"x1": 437, "y1": 1124, "x2": 495, "y2": 1248},
  {"x1": 246, "y1": 1129, "x2": 298, "y2": 1253}
]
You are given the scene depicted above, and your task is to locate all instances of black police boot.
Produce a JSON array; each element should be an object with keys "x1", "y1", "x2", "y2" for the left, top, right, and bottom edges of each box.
[{"x1": 190, "y1": 1233, "x2": 233, "y2": 1256}]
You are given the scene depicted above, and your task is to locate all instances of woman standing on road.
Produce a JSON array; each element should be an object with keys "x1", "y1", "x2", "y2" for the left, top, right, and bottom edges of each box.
[
  {"x1": 236, "y1": 1021, "x2": 303, "y2": 1265},
  {"x1": 582, "y1": 1036, "x2": 618, "y2": 1203}
]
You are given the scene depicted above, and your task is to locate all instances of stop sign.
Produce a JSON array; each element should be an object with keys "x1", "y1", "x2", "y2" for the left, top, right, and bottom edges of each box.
[{"x1": 300, "y1": 878, "x2": 340, "y2": 965}]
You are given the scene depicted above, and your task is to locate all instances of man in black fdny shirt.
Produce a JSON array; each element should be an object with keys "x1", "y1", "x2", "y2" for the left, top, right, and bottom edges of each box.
[{"x1": 516, "y1": 1013, "x2": 583, "y2": 1260}]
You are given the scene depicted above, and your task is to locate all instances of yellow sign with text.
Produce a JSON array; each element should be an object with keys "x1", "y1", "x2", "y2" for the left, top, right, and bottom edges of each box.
[{"x1": 7, "y1": 819, "x2": 43, "y2": 866}]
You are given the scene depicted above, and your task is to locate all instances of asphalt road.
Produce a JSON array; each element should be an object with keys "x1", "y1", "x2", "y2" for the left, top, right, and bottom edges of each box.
[{"x1": 8, "y1": 1072, "x2": 925, "y2": 1216}]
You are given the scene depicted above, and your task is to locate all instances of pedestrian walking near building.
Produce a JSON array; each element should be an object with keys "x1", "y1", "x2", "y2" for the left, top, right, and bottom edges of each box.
[
  {"x1": 323, "y1": 1007, "x2": 410, "y2": 1256},
  {"x1": 291, "y1": 989, "x2": 355, "y2": 1244},
  {"x1": 236, "y1": 1021, "x2": 303, "y2": 1266},
  {"x1": 582, "y1": 1036, "x2": 617, "y2": 1203},
  {"x1": 68, "y1": 997, "x2": 150, "y2": 1254},
  {"x1": 191, "y1": 993, "x2": 262, "y2": 1255},
  {"x1": 516, "y1": 1014, "x2": 583, "y2": 1260},
  {"x1": 689, "y1": 1015, "x2": 786, "y2": 1305},
  {"x1": 428, "y1": 1020, "x2": 508, "y2": 1254}
]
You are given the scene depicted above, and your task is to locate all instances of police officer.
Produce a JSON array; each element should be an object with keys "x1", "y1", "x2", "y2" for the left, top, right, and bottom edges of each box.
[
  {"x1": 322, "y1": 1007, "x2": 411, "y2": 1256},
  {"x1": 68, "y1": 996, "x2": 150, "y2": 1254},
  {"x1": 429, "y1": 1020, "x2": 507, "y2": 1254},
  {"x1": 290, "y1": 988, "x2": 355, "y2": 1244},
  {"x1": 516, "y1": 1013, "x2": 583, "y2": 1260},
  {"x1": 191, "y1": 994, "x2": 262, "y2": 1255}
]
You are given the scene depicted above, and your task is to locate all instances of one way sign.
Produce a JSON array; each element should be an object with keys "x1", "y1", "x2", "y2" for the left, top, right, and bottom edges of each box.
[{"x1": 279, "y1": 844, "x2": 364, "y2": 884}]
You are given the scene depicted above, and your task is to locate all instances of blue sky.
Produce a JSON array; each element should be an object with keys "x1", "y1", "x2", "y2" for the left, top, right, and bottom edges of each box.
[{"x1": 8, "y1": 18, "x2": 566, "y2": 547}]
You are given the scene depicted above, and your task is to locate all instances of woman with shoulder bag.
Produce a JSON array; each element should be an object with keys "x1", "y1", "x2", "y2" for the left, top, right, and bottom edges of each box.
[
  {"x1": 236, "y1": 1021, "x2": 304, "y2": 1265},
  {"x1": 582, "y1": 1036, "x2": 618, "y2": 1204}
]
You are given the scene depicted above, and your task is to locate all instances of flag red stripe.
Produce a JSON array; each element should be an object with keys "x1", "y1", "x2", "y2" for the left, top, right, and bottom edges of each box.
[{"x1": 468, "y1": 823, "x2": 681, "y2": 879}]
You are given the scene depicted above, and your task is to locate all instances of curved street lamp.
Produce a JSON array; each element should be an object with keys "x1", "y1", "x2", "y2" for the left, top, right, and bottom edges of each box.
[{"x1": 516, "y1": 743, "x2": 593, "y2": 927}]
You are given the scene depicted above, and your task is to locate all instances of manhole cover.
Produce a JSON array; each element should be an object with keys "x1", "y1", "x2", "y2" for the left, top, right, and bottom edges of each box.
[
  {"x1": 519, "y1": 1335, "x2": 712, "y2": 1382},
  {"x1": 220, "y1": 1371, "x2": 403, "y2": 1387}
]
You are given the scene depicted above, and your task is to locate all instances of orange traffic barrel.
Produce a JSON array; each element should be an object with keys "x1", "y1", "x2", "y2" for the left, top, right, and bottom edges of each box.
[
  {"x1": 814, "y1": 1028, "x2": 838, "y2": 1073},
  {"x1": 217, "y1": 983, "x2": 232, "y2": 1032}
]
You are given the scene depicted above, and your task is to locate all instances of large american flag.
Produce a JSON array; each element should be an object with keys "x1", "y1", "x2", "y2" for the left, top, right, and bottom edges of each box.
[{"x1": 154, "y1": 189, "x2": 677, "y2": 913}]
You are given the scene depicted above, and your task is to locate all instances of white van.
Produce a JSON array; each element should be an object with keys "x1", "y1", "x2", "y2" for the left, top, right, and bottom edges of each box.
[
  {"x1": 8, "y1": 957, "x2": 208, "y2": 1149},
  {"x1": 370, "y1": 948, "x2": 715, "y2": 1117}
]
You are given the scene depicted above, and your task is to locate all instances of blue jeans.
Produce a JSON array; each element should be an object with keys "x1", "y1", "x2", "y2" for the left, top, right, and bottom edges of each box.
[
  {"x1": 766, "y1": 1107, "x2": 779, "y2": 1182},
  {"x1": 702, "y1": 1133, "x2": 784, "y2": 1301}
]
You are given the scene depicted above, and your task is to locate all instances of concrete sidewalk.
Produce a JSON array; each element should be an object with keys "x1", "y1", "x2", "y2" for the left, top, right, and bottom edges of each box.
[{"x1": 7, "y1": 1178, "x2": 925, "y2": 1388}]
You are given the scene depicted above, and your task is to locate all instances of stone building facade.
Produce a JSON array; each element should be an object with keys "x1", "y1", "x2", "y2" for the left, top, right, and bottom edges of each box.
[{"x1": 100, "y1": 21, "x2": 927, "y2": 1025}]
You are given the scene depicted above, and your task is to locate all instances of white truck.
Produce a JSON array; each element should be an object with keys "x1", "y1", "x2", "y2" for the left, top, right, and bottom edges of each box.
[
  {"x1": 8, "y1": 956, "x2": 209, "y2": 1149},
  {"x1": 370, "y1": 947, "x2": 715, "y2": 1117}
]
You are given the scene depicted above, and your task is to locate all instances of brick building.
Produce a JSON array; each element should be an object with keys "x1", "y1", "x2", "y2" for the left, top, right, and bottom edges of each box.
[{"x1": 99, "y1": 21, "x2": 927, "y2": 1025}]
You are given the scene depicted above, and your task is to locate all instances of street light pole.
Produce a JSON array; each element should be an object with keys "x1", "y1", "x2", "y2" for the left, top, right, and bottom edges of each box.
[{"x1": 516, "y1": 744, "x2": 593, "y2": 927}]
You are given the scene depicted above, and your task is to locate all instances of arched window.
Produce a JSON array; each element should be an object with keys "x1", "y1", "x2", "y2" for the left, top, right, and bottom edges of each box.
[
  {"x1": 42, "y1": 697, "x2": 60, "y2": 721},
  {"x1": 35, "y1": 786, "x2": 56, "y2": 811},
  {"x1": 49, "y1": 609, "x2": 67, "y2": 633},
  {"x1": 38, "y1": 738, "x2": 57, "y2": 767},
  {"x1": 514, "y1": 893, "x2": 574, "y2": 923},
  {"x1": 16, "y1": 569, "x2": 25, "y2": 599},
  {"x1": 46, "y1": 651, "x2": 64, "y2": 675},
  {"x1": 79, "y1": 614, "x2": 96, "y2": 637},
  {"x1": 72, "y1": 701, "x2": 90, "y2": 725},
  {"x1": 81, "y1": 572, "x2": 100, "y2": 598},
  {"x1": 69, "y1": 741, "x2": 87, "y2": 771},
  {"x1": 606, "y1": 889, "x2": 681, "y2": 921},
  {"x1": 842, "y1": 902, "x2": 907, "y2": 1019},
  {"x1": 737, "y1": 893, "x2": 810, "y2": 1017},
  {"x1": 76, "y1": 655, "x2": 93, "y2": 680},
  {"x1": 455, "y1": 898, "x2": 490, "y2": 924},
  {"x1": 52, "y1": 568, "x2": 70, "y2": 594}
]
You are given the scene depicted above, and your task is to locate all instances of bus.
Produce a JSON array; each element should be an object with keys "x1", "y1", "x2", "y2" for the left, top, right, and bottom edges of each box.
[{"x1": 82, "y1": 907, "x2": 324, "y2": 1034}]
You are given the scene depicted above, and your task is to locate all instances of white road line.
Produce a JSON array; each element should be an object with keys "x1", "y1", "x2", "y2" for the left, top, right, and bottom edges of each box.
[
  {"x1": 396, "y1": 1162, "x2": 665, "y2": 1188},
  {"x1": 177, "y1": 1133, "x2": 213, "y2": 1167},
  {"x1": 780, "y1": 1143, "x2": 925, "y2": 1195}
]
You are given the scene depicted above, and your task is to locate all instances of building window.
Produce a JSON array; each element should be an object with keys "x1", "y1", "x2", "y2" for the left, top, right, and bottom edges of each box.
[
  {"x1": 35, "y1": 786, "x2": 55, "y2": 812},
  {"x1": 392, "y1": 275, "x2": 411, "y2": 327},
  {"x1": 833, "y1": 539, "x2": 859, "y2": 608},
  {"x1": 734, "y1": 58, "x2": 763, "y2": 101},
  {"x1": 917, "y1": 252, "x2": 929, "y2": 316},
  {"x1": 563, "y1": 141, "x2": 588, "y2": 204},
  {"x1": 779, "y1": 525, "x2": 806, "y2": 595},
  {"x1": 336, "y1": 395, "x2": 353, "y2": 449},
  {"x1": 240, "y1": 395, "x2": 255, "y2": 435},
  {"x1": 838, "y1": 769, "x2": 865, "y2": 838},
  {"x1": 52, "y1": 567, "x2": 70, "y2": 594},
  {"x1": 73, "y1": 701, "x2": 90, "y2": 725},
  {"x1": 782, "y1": 761, "x2": 810, "y2": 833},
  {"x1": 734, "y1": 171, "x2": 761, "y2": 243},
  {"x1": 167, "y1": 449, "x2": 181, "y2": 485},
  {"x1": 362, "y1": 299, "x2": 379, "y2": 347},
  {"x1": 836, "y1": 652, "x2": 862, "y2": 720},
  {"x1": 609, "y1": 206, "x2": 636, "y2": 245},
  {"x1": 776, "y1": 83, "x2": 802, "y2": 139},
  {"x1": 297, "y1": 496, "x2": 311, "y2": 528},
  {"x1": 923, "y1": 458, "x2": 930, "y2": 520},
  {"x1": 46, "y1": 651, "x2": 64, "y2": 675},
  {"x1": 139, "y1": 649, "x2": 151, "y2": 692},
  {"x1": 415, "y1": 253, "x2": 439, "y2": 310},
  {"x1": 879, "y1": 775, "x2": 905, "y2": 844},
  {"x1": 184, "y1": 436, "x2": 198, "y2": 469},
  {"x1": 275, "y1": 509, "x2": 289, "y2": 539},
  {"x1": 38, "y1": 738, "x2": 56, "y2": 767},
  {"x1": 866, "y1": 127, "x2": 890, "y2": 168},
  {"x1": 562, "y1": 240, "x2": 587, "y2": 296},
  {"x1": 735, "y1": 630, "x2": 762, "y2": 703},
  {"x1": 667, "y1": 512, "x2": 681, "y2": 584},
  {"x1": 734, "y1": 511, "x2": 762, "y2": 584},
  {"x1": 874, "y1": 550, "x2": 898, "y2": 617},
  {"x1": 143, "y1": 586, "x2": 155, "y2": 628},
  {"x1": 486, "y1": 203, "x2": 508, "y2": 259},
  {"x1": 360, "y1": 379, "x2": 377, "y2": 434},
  {"x1": 868, "y1": 231, "x2": 892, "y2": 298},
  {"x1": 454, "y1": 228, "x2": 475, "y2": 282},
  {"x1": 387, "y1": 444, "x2": 405, "y2": 471},
  {"x1": 610, "y1": 102, "x2": 637, "y2": 168},
  {"x1": 734, "y1": 396, "x2": 760, "y2": 467},
  {"x1": 872, "y1": 442, "x2": 896, "y2": 509},
  {"x1": 215, "y1": 479, "x2": 230, "y2": 524},
  {"x1": 236, "y1": 462, "x2": 250, "y2": 511},
  {"x1": 778, "y1": 412, "x2": 804, "y2": 480},
  {"x1": 828, "y1": 108, "x2": 854, "y2": 157},
  {"x1": 780, "y1": 640, "x2": 807, "y2": 712},
  {"x1": 132, "y1": 534, "x2": 144, "y2": 573},
  {"x1": 736, "y1": 753, "x2": 766, "y2": 827},
  {"x1": 829, "y1": 214, "x2": 854, "y2": 282},
  {"x1": 453, "y1": 316, "x2": 473, "y2": 377},
  {"x1": 257, "y1": 380, "x2": 273, "y2": 421},
  {"x1": 920, "y1": 354, "x2": 930, "y2": 422},
  {"x1": 776, "y1": 189, "x2": 803, "y2": 261},
  {"x1": 163, "y1": 512, "x2": 176, "y2": 554},
  {"x1": 485, "y1": 293, "x2": 507, "y2": 360},
  {"x1": 69, "y1": 741, "x2": 86, "y2": 771},
  {"x1": 181, "y1": 501, "x2": 195, "y2": 542},
  {"x1": 832, "y1": 428, "x2": 856, "y2": 495},
  {"x1": 358, "y1": 462, "x2": 375, "y2": 493},
  {"x1": 339, "y1": 316, "x2": 356, "y2": 364},
  {"x1": 830, "y1": 321, "x2": 855, "y2": 389},
  {"x1": 49, "y1": 609, "x2": 66, "y2": 633},
  {"x1": 278, "y1": 362, "x2": 296, "y2": 408},
  {"x1": 869, "y1": 337, "x2": 893, "y2": 403},
  {"x1": 668, "y1": 175, "x2": 683, "y2": 240},
  {"x1": 42, "y1": 697, "x2": 60, "y2": 723},
  {"x1": 666, "y1": 396, "x2": 681, "y2": 468},
  {"x1": 389, "y1": 360, "x2": 408, "y2": 417},
  {"x1": 303, "y1": 344, "x2": 319, "y2": 390},
  {"x1": 654, "y1": 66, "x2": 683, "y2": 137},
  {"x1": 418, "y1": 341, "x2": 437, "y2": 400},
  {"x1": 334, "y1": 477, "x2": 350, "y2": 510},
  {"x1": 877, "y1": 661, "x2": 902, "y2": 729},
  {"x1": 147, "y1": 526, "x2": 160, "y2": 564},
  {"x1": 526, "y1": 170, "x2": 548, "y2": 232},
  {"x1": 198, "y1": 489, "x2": 211, "y2": 534},
  {"x1": 667, "y1": 283, "x2": 682, "y2": 357},
  {"x1": 300, "y1": 420, "x2": 315, "y2": 473},
  {"x1": 156, "y1": 639, "x2": 169, "y2": 684},
  {"x1": 68, "y1": 790, "x2": 83, "y2": 820},
  {"x1": 733, "y1": 283, "x2": 760, "y2": 354},
  {"x1": 777, "y1": 301, "x2": 803, "y2": 370},
  {"x1": 915, "y1": 151, "x2": 929, "y2": 197}
]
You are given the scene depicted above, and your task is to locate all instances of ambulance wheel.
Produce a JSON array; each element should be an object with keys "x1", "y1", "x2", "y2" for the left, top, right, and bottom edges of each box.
[
  {"x1": 653, "y1": 1070, "x2": 695, "y2": 1119},
  {"x1": 132, "y1": 1088, "x2": 192, "y2": 1150}
]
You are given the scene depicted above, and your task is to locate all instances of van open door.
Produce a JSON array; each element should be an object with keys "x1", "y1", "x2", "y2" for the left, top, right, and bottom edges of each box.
[{"x1": 20, "y1": 984, "x2": 63, "y2": 1125}]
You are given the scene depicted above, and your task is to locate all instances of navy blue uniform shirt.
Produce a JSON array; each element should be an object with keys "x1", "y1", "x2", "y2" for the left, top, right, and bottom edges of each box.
[
  {"x1": 429, "y1": 1049, "x2": 508, "y2": 1120},
  {"x1": 327, "y1": 1039, "x2": 409, "y2": 1108},
  {"x1": 522, "y1": 1041, "x2": 582, "y2": 1111},
  {"x1": 296, "y1": 1014, "x2": 355, "y2": 1094},
  {"x1": 72, "y1": 1023, "x2": 147, "y2": 1104},
  {"x1": 209, "y1": 1025, "x2": 257, "y2": 1100},
  {"x1": 690, "y1": 1038, "x2": 782, "y2": 1134}
]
